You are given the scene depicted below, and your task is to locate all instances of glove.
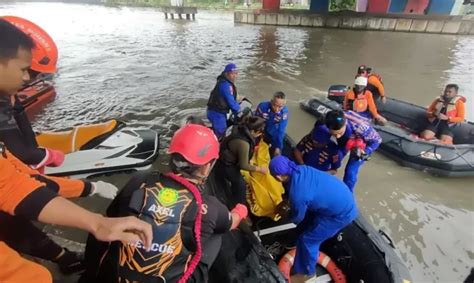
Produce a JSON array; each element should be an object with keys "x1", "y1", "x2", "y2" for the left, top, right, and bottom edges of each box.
[
  {"x1": 91, "y1": 181, "x2": 119, "y2": 199},
  {"x1": 231, "y1": 204, "x2": 248, "y2": 220},
  {"x1": 32, "y1": 148, "x2": 65, "y2": 170},
  {"x1": 345, "y1": 138, "x2": 366, "y2": 151},
  {"x1": 275, "y1": 199, "x2": 291, "y2": 218},
  {"x1": 45, "y1": 148, "x2": 65, "y2": 167}
]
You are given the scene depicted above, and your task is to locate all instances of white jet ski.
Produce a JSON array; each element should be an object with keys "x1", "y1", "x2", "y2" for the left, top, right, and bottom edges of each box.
[{"x1": 37, "y1": 119, "x2": 160, "y2": 178}]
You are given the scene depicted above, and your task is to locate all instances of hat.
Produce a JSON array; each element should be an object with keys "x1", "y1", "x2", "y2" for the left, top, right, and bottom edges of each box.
[
  {"x1": 357, "y1": 65, "x2": 372, "y2": 74},
  {"x1": 269, "y1": 155, "x2": 299, "y2": 177},
  {"x1": 311, "y1": 125, "x2": 331, "y2": 144},
  {"x1": 224, "y1": 63, "x2": 237, "y2": 73}
]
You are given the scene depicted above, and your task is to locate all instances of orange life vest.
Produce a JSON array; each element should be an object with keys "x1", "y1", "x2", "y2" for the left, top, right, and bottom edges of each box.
[
  {"x1": 348, "y1": 90, "x2": 369, "y2": 113},
  {"x1": 434, "y1": 95, "x2": 462, "y2": 123}
]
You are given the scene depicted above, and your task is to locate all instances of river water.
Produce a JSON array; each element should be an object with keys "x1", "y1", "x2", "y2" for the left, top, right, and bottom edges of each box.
[{"x1": 1, "y1": 2, "x2": 473, "y2": 282}]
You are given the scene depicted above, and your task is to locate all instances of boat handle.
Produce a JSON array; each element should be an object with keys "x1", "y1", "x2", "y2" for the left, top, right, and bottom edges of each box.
[{"x1": 378, "y1": 229, "x2": 395, "y2": 249}]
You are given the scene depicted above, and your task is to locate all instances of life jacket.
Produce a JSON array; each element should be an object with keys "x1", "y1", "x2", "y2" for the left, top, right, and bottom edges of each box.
[
  {"x1": 220, "y1": 125, "x2": 255, "y2": 166},
  {"x1": 207, "y1": 73, "x2": 237, "y2": 113},
  {"x1": 433, "y1": 95, "x2": 462, "y2": 124},
  {"x1": 105, "y1": 173, "x2": 203, "y2": 283},
  {"x1": 367, "y1": 74, "x2": 383, "y2": 98},
  {"x1": 347, "y1": 90, "x2": 370, "y2": 113}
]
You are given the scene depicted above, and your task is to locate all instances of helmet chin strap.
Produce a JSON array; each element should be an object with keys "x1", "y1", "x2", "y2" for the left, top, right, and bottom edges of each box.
[{"x1": 182, "y1": 159, "x2": 217, "y2": 186}]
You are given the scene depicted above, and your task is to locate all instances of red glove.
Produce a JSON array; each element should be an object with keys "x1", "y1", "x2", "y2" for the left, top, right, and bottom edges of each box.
[
  {"x1": 231, "y1": 204, "x2": 248, "y2": 220},
  {"x1": 44, "y1": 148, "x2": 65, "y2": 167},
  {"x1": 345, "y1": 138, "x2": 366, "y2": 151}
]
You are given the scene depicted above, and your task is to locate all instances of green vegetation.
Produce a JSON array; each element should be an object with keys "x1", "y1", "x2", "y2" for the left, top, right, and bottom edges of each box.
[{"x1": 329, "y1": 0, "x2": 355, "y2": 11}]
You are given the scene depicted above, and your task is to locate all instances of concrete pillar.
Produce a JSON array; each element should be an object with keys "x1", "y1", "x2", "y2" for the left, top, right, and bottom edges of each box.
[
  {"x1": 263, "y1": 0, "x2": 280, "y2": 10},
  {"x1": 309, "y1": 0, "x2": 329, "y2": 13}
]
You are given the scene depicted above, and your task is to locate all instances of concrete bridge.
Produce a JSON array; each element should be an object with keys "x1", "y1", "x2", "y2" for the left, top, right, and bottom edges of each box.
[{"x1": 261, "y1": 0, "x2": 471, "y2": 16}]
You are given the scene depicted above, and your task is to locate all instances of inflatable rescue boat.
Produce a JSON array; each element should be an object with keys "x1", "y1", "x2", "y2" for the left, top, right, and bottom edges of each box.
[
  {"x1": 204, "y1": 135, "x2": 412, "y2": 283},
  {"x1": 301, "y1": 85, "x2": 474, "y2": 177}
]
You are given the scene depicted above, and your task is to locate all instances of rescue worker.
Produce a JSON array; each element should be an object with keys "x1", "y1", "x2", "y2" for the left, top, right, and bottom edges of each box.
[
  {"x1": 294, "y1": 122, "x2": 342, "y2": 175},
  {"x1": 82, "y1": 124, "x2": 248, "y2": 283},
  {"x1": 217, "y1": 116, "x2": 268, "y2": 206},
  {"x1": 0, "y1": 18, "x2": 118, "y2": 274},
  {"x1": 255, "y1": 91, "x2": 289, "y2": 156},
  {"x1": 356, "y1": 64, "x2": 386, "y2": 104},
  {"x1": 269, "y1": 155, "x2": 358, "y2": 283},
  {"x1": 206, "y1": 63, "x2": 241, "y2": 138},
  {"x1": 420, "y1": 84, "x2": 466, "y2": 145},
  {"x1": 0, "y1": 142, "x2": 153, "y2": 283},
  {"x1": 325, "y1": 110, "x2": 381, "y2": 192},
  {"x1": 344, "y1": 76, "x2": 387, "y2": 125}
]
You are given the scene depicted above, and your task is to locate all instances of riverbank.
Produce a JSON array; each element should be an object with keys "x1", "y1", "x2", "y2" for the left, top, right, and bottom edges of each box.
[{"x1": 235, "y1": 10, "x2": 474, "y2": 35}]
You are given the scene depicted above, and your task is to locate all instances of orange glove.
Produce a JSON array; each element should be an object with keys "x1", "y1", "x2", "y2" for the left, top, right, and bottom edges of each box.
[{"x1": 231, "y1": 204, "x2": 248, "y2": 220}]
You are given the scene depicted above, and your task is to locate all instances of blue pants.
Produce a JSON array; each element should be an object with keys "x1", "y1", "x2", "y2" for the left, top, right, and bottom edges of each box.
[
  {"x1": 294, "y1": 214, "x2": 353, "y2": 275},
  {"x1": 207, "y1": 110, "x2": 227, "y2": 139},
  {"x1": 343, "y1": 157, "x2": 365, "y2": 192}
]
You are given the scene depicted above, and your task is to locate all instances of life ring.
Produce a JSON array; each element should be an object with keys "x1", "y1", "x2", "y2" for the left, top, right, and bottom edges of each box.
[{"x1": 278, "y1": 249, "x2": 346, "y2": 283}]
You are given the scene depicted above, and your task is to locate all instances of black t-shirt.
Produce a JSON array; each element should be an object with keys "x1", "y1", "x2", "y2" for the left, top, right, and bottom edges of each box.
[{"x1": 187, "y1": 193, "x2": 232, "y2": 242}]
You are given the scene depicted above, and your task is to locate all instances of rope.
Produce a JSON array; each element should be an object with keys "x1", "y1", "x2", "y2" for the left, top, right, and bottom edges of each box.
[
  {"x1": 165, "y1": 173, "x2": 203, "y2": 283},
  {"x1": 385, "y1": 137, "x2": 474, "y2": 167}
]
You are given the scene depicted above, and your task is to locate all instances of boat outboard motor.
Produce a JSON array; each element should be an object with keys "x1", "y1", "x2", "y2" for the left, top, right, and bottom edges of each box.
[{"x1": 327, "y1": 85, "x2": 350, "y2": 104}]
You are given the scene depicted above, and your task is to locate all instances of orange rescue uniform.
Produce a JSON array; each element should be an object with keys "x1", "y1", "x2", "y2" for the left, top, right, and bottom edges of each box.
[
  {"x1": 343, "y1": 90, "x2": 380, "y2": 119},
  {"x1": 0, "y1": 148, "x2": 58, "y2": 283}
]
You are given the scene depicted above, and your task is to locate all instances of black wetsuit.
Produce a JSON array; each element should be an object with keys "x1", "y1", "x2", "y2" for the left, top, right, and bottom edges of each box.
[{"x1": 0, "y1": 95, "x2": 46, "y2": 165}]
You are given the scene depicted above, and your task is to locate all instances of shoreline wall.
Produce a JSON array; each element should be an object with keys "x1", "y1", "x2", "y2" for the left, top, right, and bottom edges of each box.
[{"x1": 234, "y1": 10, "x2": 474, "y2": 35}]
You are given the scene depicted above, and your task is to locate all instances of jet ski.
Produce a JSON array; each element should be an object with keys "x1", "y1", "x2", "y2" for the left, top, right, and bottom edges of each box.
[
  {"x1": 36, "y1": 119, "x2": 160, "y2": 178},
  {"x1": 301, "y1": 85, "x2": 474, "y2": 177},
  {"x1": 204, "y1": 135, "x2": 412, "y2": 283}
]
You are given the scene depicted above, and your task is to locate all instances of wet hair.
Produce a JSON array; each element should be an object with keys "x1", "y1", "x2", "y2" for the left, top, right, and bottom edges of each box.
[
  {"x1": 325, "y1": 110, "x2": 346, "y2": 131},
  {"x1": 185, "y1": 115, "x2": 206, "y2": 126},
  {"x1": 272, "y1": 91, "x2": 286, "y2": 100},
  {"x1": 242, "y1": 115, "x2": 266, "y2": 132},
  {"x1": 0, "y1": 19, "x2": 35, "y2": 61},
  {"x1": 445, "y1": 84, "x2": 459, "y2": 92}
]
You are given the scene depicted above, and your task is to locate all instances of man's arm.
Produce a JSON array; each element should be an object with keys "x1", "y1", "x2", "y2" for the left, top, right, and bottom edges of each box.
[
  {"x1": 38, "y1": 197, "x2": 152, "y2": 247},
  {"x1": 274, "y1": 109, "x2": 289, "y2": 150},
  {"x1": 219, "y1": 83, "x2": 240, "y2": 113},
  {"x1": 363, "y1": 126, "x2": 382, "y2": 155},
  {"x1": 448, "y1": 100, "x2": 465, "y2": 123},
  {"x1": 0, "y1": 157, "x2": 152, "y2": 249},
  {"x1": 369, "y1": 76, "x2": 385, "y2": 97}
]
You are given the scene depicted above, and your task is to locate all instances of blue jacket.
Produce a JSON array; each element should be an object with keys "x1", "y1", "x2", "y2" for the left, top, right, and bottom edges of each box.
[
  {"x1": 288, "y1": 165, "x2": 358, "y2": 225},
  {"x1": 296, "y1": 133, "x2": 342, "y2": 171},
  {"x1": 255, "y1": 101, "x2": 289, "y2": 150},
  {"x1": 342, "y1": 111, "x2": 382, "y2": 155}
]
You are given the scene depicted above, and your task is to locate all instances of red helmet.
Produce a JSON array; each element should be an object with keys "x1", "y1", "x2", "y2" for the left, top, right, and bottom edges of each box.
[
  {"x1": 2, "y1": 16, "x2": 58, "y2": 74},
  {"x1": 168, "y1": 124, "x2": 219, "y2": 165}
]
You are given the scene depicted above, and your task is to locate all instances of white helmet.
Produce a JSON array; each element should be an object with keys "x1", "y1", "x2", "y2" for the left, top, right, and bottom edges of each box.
[{"x1": 354, "y1": 76, "x2": 368, "y2": 87}]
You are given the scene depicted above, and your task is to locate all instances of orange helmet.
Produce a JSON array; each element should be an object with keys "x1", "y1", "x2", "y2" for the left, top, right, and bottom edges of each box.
[
  {"x1": 2, "y1": 16, "x2": 58, "y2": 74},
  {"x1": 168, "y1": 124, "x2": 219, "y2": 165}
]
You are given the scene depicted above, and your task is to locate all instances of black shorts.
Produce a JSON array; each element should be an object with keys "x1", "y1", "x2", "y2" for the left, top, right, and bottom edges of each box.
[{"x1": 425, "y1": 120, "x2": 455, "y2": 137}]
